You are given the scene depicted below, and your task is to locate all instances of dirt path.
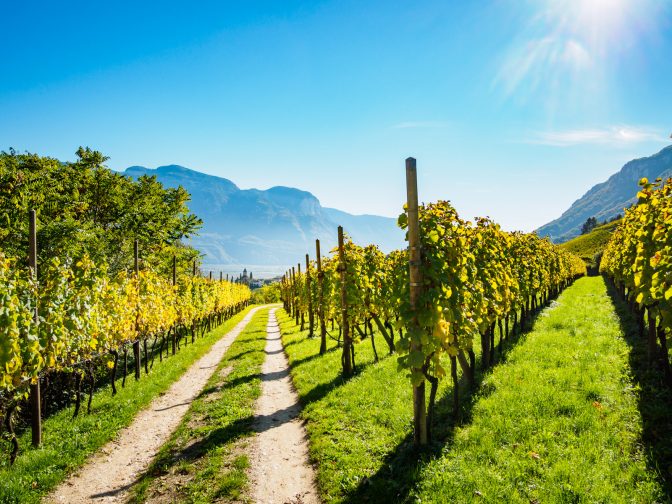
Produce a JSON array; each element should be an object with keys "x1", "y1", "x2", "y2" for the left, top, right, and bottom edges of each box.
[
  {"x1": 48, "y1": 306, "x2": 264, "y2": 504},
  {"x1": 249, "y1": 308, "x2": 320, "y2": 504}
]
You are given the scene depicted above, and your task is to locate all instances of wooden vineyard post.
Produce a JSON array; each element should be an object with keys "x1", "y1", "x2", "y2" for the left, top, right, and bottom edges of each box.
[
  {"x1": 338, "y1": 226, "x2": 353, "y2": 375},
  {"x1": 207, "y1": 272, "x2": 213, "y2": 331},
  {"x1": 286, "y1": 273, "x2": 290, "y2": 311},
  {"x1": 172, "y1": 254, "x2": 177, "y2": 355},
  {"x1": 282, "y1": 273, "x2": 286, "y2": 311},
  {"x1": 292, "y1": 266, "x2": 299, "y2": 325},
  {"x1": 193, "y1": 260, "x2": 197, "y2": 276},
  {"x1": 298, "y1": 263, "x2": 304, "y2": 330},
  {"x1": 29, "y1": 210, "x2": 42, "y2": 447},
  {"x1": 406, "y1": 157, "x2": 427, "y2": 446},
  {"x1": 316, "y1": 239, "x2": 327, "y2": 354},
  {"x1": 133, "y1": 240, "x2": 142, "y2": 380},
  {"x1": 220, "y1": 271, "x2": 223, "y2": 281},
  {"x1": 306, "y1": 254, "x2": 314, "y2": 337},
  {"x1": 289, "y1": 268, "x2": 295, "y2": 317},
  {"x1": 287, "y1": 271, "x2": 293, "y2": 314}
]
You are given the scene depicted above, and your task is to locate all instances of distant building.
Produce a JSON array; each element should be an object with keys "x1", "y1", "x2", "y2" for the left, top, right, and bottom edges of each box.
[{"x1": 236, "y1": 268, "x2": 263, "y2": 288}]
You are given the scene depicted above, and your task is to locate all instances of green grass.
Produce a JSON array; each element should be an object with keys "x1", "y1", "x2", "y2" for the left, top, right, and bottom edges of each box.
[
  {"x1": 412, "y1": 276, "x2": 661, "y2": 503},
  {"x1": 131, "y1": 307, "x2": 271, "y2": 503},
  {"x1": 279, "y1": 277, "x2": 665, "y2": 503},
  {"x1": 0, "y1": 306, "x2": 254, "y2": 504},
  {"x1": 560, "y1": 219, "x2": 620, "y2": 265},
  {"x1": 607, "y1": 280, "x2": 672, "y2": 497},
  {"x1": 276, "y1": 310, "x2": 448, "y2": 502}
]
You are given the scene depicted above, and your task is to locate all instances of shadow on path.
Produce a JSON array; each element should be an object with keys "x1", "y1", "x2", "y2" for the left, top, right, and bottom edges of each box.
[
  {"x1": 605, "y1": 279, "x2": 672, "y2": 499},
  {"x1": 287, "y1": 345, "x2": 340, "y2": 369}
]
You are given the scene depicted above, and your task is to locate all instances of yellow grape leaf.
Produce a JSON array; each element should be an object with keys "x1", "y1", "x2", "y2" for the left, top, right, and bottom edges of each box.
[{"x1": 634, "y1": 273, "x2": 643, "y2": 287}]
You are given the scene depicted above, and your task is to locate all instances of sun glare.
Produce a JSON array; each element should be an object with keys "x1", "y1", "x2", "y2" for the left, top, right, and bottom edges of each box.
[
  {"x1": 496, "y1": 0, "x2": 664, "y2": 101},
  {"x1": 542, "y1": 0, "x2": 657, "y2": 56}
]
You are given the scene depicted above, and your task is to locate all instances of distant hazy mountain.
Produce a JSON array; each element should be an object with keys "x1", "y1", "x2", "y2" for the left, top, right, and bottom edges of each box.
[
  {"x1": 123, "y1": 165, "x2": 404, "y2": 268},
  {"x1": 537, "y1": 145, "x2": 672, "y2": 243}
]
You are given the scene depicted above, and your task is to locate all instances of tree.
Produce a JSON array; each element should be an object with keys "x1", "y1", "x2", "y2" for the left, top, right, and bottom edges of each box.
[
  {"x1": 0, "y1": 147, "x2": 203, "y2": 277},
  {"x1": 581, "y1": 216, "x2": 598, "y2": 235}
]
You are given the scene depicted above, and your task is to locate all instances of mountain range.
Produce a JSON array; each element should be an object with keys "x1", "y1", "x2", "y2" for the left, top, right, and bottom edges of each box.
[
  {"x1": 536, "y1": 145, "x2": 672, "y2": 242},
  {"x1": 123, "y1": 165, "x2": 404, "y2": 270},
  {"x1": 125, "y1": 144, "x2": 672, "y2": 271}
]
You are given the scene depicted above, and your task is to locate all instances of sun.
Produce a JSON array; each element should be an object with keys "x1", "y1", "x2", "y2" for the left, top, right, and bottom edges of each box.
[
  {"x1": 542, "y1": 0, "x2": 658, "y2": 57},
  {"x1": 495, "y1": 0, "x2": 665, "y2": 101}
]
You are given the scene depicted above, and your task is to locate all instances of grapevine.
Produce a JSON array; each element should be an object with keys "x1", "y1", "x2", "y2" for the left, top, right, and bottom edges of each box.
[
  {"x1": 601, "y1": 177, "x2": 672, "y2": 382},
  {"x1": 0, "y1": 250, "x2": 250, "y2": 461},
  {"x1": 282, "y1": 199, "x2": 586, "y2": 443}
]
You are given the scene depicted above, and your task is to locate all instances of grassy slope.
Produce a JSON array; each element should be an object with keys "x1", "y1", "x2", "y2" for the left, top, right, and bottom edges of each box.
[
  {"x1": 278, "y1": 277, "x2": 664, "y2": 503},
  {"x1": 131, "y1": 307, "x2": 271, "y2": 503},
  {"x1": 0, "y1": 306, "x2": 254, "y2": 504},
  {"x1": 559, "y1": 220, "x2": 619, "y2": 263}
]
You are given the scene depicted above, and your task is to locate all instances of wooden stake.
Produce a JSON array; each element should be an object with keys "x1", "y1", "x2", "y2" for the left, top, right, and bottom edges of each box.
[
  {"x1": 338, "y1": 226, "x2": 353, "y2": 375},
  {"x1": 316, "y1": 239, "x2": 327, "y2": 354},
  {"x1": 406, "y1": 157, "x2": 427, "y2": 446},
  {"x1": 172, "y1": 254, "x2": 177, "y2": 356},
  {"x1": 298, "y1": 263, "x2": 304, "y2": 329},
  {"x1": 294, "y1": 266, "x2": 300, "y2": 324},
  {"x1": 29, "y1": 210, "x2": 41, "y2": 447},
  {"x1": 133, "y1": 240, "x2": 141, "y2": 380},
  {"x1": 291, "y1": 267, "x2": 296, "y2": 318},
  {"x1": 287, "y1": 271, "x2": 291, "y2": 313},
  {"x1": 306, "y1": 254, "x2": 314, "y2": 337}
]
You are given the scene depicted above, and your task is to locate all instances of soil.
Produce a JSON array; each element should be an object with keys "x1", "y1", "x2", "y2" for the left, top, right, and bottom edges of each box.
[
  {"x1": 47, "y1": 307, "x2": 262, "y2": 504},
  {"x1": 248, "y1": 308, "x2": 320, "y2": 504}
]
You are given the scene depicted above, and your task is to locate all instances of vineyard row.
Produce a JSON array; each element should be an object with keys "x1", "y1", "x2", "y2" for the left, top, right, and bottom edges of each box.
[
  {"x1": 0, "y1": 211, "x2": 251, "y2": 461},
  {"x1": 279, "y1": 159, "x2": 586, "y2": 444},
  {"x1": 601, "y1": 177, "x2": 672, "y2": 384}
]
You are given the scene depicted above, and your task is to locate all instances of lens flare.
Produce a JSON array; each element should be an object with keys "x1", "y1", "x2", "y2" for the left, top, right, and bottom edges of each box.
[
  {"x1": 541, "y1": 0, "x2": 659, "y2": 57},
  {"x1": 495, "y1": 0, "x2": 666, "y2": 104}
]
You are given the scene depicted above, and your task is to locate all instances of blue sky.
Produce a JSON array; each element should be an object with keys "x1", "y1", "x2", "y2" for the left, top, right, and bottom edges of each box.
[{"x1": 1, "y1": 0, "x2": 671, "y2": 231}]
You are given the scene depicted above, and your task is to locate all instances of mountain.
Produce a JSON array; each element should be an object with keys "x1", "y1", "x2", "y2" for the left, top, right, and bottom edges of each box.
[
  {"x1": 123, "y1": 165, "x2": 404, "y2": 270},
  {"x1": 536, "y1": 145, "x2": 672, "y2": 242}
]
